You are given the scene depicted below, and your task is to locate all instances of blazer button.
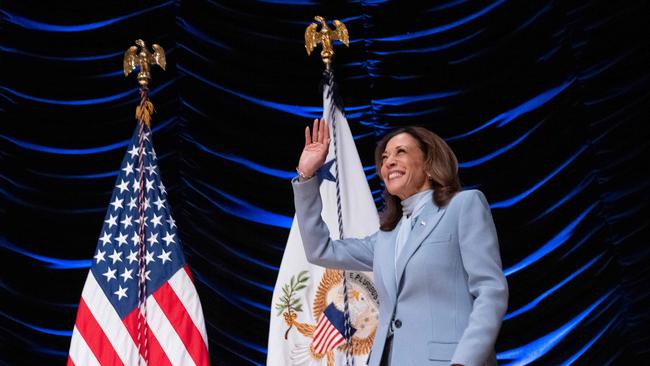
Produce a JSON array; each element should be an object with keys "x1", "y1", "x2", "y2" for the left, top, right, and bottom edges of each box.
[{"x1": 394, "y1": 319, "x2": 402, "y2": 328}]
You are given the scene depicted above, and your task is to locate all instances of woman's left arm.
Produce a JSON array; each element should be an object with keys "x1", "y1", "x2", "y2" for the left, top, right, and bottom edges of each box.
[{"x1": 451, "y1": 190, "x2": 509, "y2": 366}]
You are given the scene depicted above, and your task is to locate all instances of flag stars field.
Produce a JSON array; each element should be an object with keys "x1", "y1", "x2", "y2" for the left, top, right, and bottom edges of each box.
[
  {"x1": 108, "y1": 249, "x2": 122, "y2": 264},
  {"x1": 120, "y1": 268, "x2": 133, "y2": 282},
  {"x1": 130, "y1": 232, "x2": 141, "y2": 245},
  {"x1": 166, "y1": 216, "x2": 175, "y2": 229},
  {"x1": 114, "y1": 285, "x2": 128, "y2": 300},
  {"x1": 147, "y1": 232, "x2": 158, "y2": 246},
  {"x1": 134, "y1": 217, "x2": 148, "y2": 227},
  {"x1": 110, "y1": 197, "x2": 123, "y2": 211},
  {"x1": 131, "y1": 179, "x2": 140, "y2": 192},
  {"x1": 127, "y1": 250, "x2": 138, "y2": 264},
  {"x1": 145, "y1": 178, "x2": 155, "y2": 192},
  {"x1": 120, "y1": 215, "x2": 133, "y2": 228},
  {"x1": 102, "y1": 267, "x2": 117, "y2": 282},
  {"x1": 105, "y1": 214, "x2": 117, "y2": 228},
  {"x1": 94, "y1": 249, "x2": 106, "y2": 264},
  {"x1": 99, "y1": 232, "x2": 112, "y2": 246},
  {"x1": 115, "y1": 232, "x2": 129, "y2": 246},
  {"x1": 122, "y1": 161, "x2": 134, "y2": 176},
  {"x1": 145, "y1": 164, "x2": 158, "y2": 176},
  {"x1": 145, "y1": 250, "x2": 155, "y2": 265},
  {"x1": 127, "y1": 146, "x2": 141, "y2": 159},
  {"x1": 127, "y1": 197, "x2": 137, "y2": 210},
  {"x1": 116, "y1": 179, "x2": 130, "y2": 193},
  {"x1": 158, "y1": 250, "x2": 172, "y2": 264},
  {"x1": 150, "y1": 213, "x2": 163, "y2": 228},
  {"x1": 153, "y1": 197, "x2": 166, "y2": 210},
  {"x1": 162, "y1": 232, "x2": 175, "y2": 246}
]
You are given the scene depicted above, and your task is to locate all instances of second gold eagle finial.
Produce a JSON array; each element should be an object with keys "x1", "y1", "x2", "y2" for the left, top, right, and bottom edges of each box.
[{"x1": 304, "y1": 16, "x2": 349, "y2": 69}]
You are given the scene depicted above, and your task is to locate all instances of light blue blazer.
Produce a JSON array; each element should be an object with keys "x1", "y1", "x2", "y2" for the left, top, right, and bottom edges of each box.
[{"x1": 292, "y1": 177, "x2": 508, "y2": 366}]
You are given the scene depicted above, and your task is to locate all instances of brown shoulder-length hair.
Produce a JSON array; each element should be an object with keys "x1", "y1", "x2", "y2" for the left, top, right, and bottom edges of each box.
[{"x1": 374, "y1": 126, "x2": 462, "y2": 231}]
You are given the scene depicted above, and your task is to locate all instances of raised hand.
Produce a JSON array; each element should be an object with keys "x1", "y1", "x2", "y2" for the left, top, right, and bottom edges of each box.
[{"x1": 297, "y1": 118, "x2": 330, "y2": 179}]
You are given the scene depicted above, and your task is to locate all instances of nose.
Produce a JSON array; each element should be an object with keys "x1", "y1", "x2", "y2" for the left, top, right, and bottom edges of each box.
[{"x1": 385, "y1": 155, "x2": 397, "y2": 167}]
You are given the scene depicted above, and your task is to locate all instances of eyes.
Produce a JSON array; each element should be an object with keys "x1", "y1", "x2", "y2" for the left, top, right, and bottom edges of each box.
[{"x1": 381, "y1": 148, "x2": 406, "y2": 163}]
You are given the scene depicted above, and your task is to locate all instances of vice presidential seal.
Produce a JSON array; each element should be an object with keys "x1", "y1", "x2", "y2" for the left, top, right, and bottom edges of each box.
[{"x1": 276, "y1": 269, "x2": 379, "y2": 366}]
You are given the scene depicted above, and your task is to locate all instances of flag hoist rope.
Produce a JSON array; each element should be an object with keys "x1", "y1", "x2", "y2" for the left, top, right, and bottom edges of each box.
[
  {"x1": 324, "y1": 69, "x2": 355, "y2": 366},
  {"x1": 136, "y1": 87, "x2": 150, "y2": 366}
]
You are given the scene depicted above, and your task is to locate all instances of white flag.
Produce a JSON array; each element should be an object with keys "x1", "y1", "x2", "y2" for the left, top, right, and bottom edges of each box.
[{"x1": 267, "y1": 81, "x2": 380, "y2": 366}]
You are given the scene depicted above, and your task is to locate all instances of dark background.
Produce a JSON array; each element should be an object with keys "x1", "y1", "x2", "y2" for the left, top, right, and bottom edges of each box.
[{"x1": 1, "y1": 0, "x2": 649, "y2": 365}]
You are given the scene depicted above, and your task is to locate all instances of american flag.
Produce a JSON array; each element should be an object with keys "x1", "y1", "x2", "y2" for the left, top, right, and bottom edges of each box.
[
  {"x1": 311, "y1": 303, "x2": 357, "y2": 355},
  {"x1": 67, "y1": 124, "x2": 209, "y2": 366}
]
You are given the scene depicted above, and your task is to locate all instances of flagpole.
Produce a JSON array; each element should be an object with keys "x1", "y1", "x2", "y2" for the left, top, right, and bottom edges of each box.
[
  {"x1": 305, "y1": 16, "x2": 355, "y2": 366},
  {"x1": 123, "y1": 39, "x2": 166, "y2": 366}
]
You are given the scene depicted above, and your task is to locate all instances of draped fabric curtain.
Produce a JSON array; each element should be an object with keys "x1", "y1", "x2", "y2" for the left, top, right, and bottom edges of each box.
[{"x1": 1, "y1": 0, "x2": 648, "y2": 364}]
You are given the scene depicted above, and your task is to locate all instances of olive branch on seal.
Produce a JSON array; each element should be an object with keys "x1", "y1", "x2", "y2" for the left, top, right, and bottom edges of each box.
[{"x1": 275, "y1": 270, "x2": 309, "y2": 339}]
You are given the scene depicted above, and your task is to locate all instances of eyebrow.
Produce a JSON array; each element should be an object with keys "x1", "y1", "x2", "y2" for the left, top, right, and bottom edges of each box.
[{"x1": 383, "y1": 145, "x2": 407, "y2": 154}]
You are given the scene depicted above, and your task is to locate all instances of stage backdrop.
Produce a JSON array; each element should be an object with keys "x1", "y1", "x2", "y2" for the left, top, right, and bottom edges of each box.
[{"x1": 1, "y1": 0, "x2": 649, "y2": 365}]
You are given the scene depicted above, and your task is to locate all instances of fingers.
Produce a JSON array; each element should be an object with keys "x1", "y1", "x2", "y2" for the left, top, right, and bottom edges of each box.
[
  {"x1": 325, "y1": 118, "x2": 332, "y2": 146},
  {"x1": 304, "y1": 126, "x2": 311, "y2": 147},
  {"x1": 305, "y1": 118, "x2": 330, "y2": 146},
  {"x1": 312, "y1": 119, "x2": 318, "y2": 143},
  {"x1": 323, "y1": 118, "x2": 330, "y2": 145},
  {"x1": 318, "y1": 118, "x2": 325, "y2": 143}
]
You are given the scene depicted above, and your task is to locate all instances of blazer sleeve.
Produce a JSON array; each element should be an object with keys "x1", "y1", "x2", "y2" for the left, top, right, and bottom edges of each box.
[
  {"x1": 292, "y1": 176, "x2": 376, "y2": 271},
  {"x1": 451, "y1": 190, "x2": 509, "y2": 366}
]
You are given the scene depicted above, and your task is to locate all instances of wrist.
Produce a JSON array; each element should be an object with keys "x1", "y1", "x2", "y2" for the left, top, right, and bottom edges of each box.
[{"x1": 296, "y1": 167, "x2": 315, "y2": 181}]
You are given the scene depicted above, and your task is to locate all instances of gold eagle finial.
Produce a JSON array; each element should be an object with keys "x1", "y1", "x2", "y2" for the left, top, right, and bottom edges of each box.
[
  {"x1": 304, "y1": 16, "x2": 349, "y2": 69},
  {"x1": 123, "y1": 39, "x2": 166, "y2": 87}
]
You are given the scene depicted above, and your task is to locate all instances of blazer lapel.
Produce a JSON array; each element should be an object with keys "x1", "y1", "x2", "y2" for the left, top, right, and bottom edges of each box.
[{"x1": 395, "y1": 202, "x2": 447, "y2": 288}]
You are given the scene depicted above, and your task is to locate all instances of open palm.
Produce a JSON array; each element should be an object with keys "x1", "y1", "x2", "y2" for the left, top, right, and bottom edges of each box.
[{"x1": 298, "y1": 118, "x2": 330, "y2": 178}]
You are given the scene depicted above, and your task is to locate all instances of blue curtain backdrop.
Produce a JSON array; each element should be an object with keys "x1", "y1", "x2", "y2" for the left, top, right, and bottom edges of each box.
[{"x1": 1, "y1": 0, "x2": 649, "y2": 365}]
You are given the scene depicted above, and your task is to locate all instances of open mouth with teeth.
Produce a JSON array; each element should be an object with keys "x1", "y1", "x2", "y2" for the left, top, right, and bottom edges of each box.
[{"x1": 388, "y1": 171, "x2": 405, "y2": 180}]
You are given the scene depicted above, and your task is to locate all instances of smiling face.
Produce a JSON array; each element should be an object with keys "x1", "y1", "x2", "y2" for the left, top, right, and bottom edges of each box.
[{"x1": 379, "y1": 133, "x2": 432, "y2": 200}]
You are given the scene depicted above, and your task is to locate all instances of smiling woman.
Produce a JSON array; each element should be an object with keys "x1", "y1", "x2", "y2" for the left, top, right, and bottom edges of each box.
[
  {"x1": 375, "y1": 126, "x2": 462, "y2": 231},
  {"x1": 293, "y1": 121, "x2": 508, "y2": 366},
  {"x1": 380, "y1": 133, "x2": 432, "y2": 200}
]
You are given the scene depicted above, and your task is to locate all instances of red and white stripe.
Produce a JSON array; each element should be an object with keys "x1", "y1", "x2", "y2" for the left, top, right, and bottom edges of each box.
[
  {"x1": 68, "y1": 265, "x2": 209, "y2": 366},
  {"x1": 311, "y1": 314, "x2": 345, "y2": 355}
]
